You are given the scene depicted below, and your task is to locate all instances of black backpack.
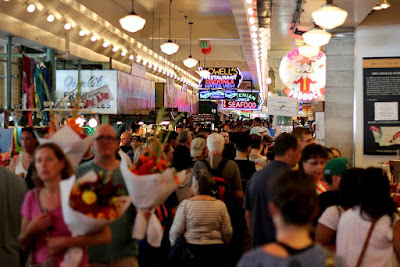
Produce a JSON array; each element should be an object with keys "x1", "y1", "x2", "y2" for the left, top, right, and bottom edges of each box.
[{"x1": 202, "y1": 159, "x2": 228, "y2": 201}]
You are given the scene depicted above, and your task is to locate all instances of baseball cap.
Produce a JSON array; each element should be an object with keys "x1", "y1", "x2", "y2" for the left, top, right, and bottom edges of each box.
[
  {"x1": 250, "y1": 126, "x2": 270, "y2": 136},
  {"x1": 323, "y1": 157, "x2": 349, "y2": 176},
  {"x1": 190, "y1": 138, "x2": 207, "y2": 157}
]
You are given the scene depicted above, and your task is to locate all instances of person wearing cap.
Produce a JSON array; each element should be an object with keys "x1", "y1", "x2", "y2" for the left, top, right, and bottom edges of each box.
[
  {"x1": 191, "y1": 137, "x2": 208, "y2": 162},
  {"x1": 318, "y1": 157, "x2": 349, "y2": 218},
  {"x1": 250, "y1": 126, "x2": 271, "y2": 137}
]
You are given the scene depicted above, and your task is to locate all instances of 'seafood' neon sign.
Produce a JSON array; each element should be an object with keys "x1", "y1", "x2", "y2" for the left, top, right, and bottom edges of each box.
[{"x1": 223, "y1": 100, "x2": 259, "y2": 110}]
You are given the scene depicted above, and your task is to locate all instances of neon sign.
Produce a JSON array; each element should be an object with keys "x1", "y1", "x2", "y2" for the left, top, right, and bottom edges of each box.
[
  {"x1": 199, "y1": 89, "x2": 238, "y2": 100},
  {"x1": 222, "y1": 92, "x2": 263, "y2": 110},
  {"x1": 279, "y1": 49, "x2": 326, "y2": 101},
  {"x1": 198, "y1": 67, "x2": 243, "y2": 89}
]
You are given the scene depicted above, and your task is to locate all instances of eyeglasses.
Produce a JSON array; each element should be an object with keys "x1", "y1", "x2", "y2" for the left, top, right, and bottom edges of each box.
[{"x1": 94, "y1": 136, "x2": 118, "y2": 142}]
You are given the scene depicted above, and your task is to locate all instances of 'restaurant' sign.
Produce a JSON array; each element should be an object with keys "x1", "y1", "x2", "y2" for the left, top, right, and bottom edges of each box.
[
  {"x1": 198, "y1": 67, "x2": 243, "y2": 89},
  {"x1": 199, "y1": 89, "x2": 237, "y2": 101},
  {"x1": 222, "y1": 92, "x2": 263, "y2": 110}
]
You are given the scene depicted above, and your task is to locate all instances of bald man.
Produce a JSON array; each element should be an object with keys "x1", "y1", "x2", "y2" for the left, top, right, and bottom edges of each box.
[
  {"x1": 120, "y1": 131, "x2": 133, "y2": 162},
  {"x1": 77, "y1": 125, "x2": 138, "y2": 267}
]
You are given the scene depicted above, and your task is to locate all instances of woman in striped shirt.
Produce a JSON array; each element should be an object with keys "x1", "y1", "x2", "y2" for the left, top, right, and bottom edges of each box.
[{"x1": 169, "y1": 168, "x2": 233, "y2": 267}]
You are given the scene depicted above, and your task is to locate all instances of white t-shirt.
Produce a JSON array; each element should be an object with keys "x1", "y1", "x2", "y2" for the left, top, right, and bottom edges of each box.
[
  {"x1": 318, "y1": 205, "x2": 344, "y2": 230},
  {"x1": 336, "y1": 206, "x2": 400, "y2": 267}
]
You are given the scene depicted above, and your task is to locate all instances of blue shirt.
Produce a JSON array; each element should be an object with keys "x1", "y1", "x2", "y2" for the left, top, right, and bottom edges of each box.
[{"x1": 244, "y1": 160, "x2": 291, "y2": 248}]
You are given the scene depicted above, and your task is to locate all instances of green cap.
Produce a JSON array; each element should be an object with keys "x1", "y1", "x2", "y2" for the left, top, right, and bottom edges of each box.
[{"x1": 323, "y1": 157, "x2": 349, "y2": 176}]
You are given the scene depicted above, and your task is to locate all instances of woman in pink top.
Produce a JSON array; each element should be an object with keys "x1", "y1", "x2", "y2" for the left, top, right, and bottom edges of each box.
[{"x1": 19, "y1": 143, "x2": 111, "y2": 266}]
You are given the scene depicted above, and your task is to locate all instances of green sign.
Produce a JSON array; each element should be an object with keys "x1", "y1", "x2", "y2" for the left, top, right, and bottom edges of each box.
[{"x1": 200, "y1": 40, "x2": 209, "y2": 49}]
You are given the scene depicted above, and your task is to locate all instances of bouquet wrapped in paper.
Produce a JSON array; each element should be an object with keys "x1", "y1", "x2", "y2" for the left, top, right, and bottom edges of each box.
[
  {"x1": 38, "y1": 117, "x2": 93, "y2": 166},
  {"x1": 120, "y1": 151, "x2": 185, "y2": 247},
  {"x1": 60, "y1": 171, "x2": 131, "y2": 267}
]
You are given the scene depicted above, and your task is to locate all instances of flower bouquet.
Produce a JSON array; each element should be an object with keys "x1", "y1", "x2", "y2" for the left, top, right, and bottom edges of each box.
[
  {"x1": 37, "y1": 71, "x2": 92, "y2": 167},
  {"x1": 0, "y1": 151, "x2": 18, "y2": 167},
  {"x1": 60, "y1": 171, "x2": 131, "y2": 267},
  {"x1": 120, "y1": 109, "x2": 186, "y2": 247}
]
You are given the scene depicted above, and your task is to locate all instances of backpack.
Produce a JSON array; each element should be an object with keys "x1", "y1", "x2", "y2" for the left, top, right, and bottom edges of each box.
[{"x1": 202, "y1": 158, "x2": 229, "y2": 201}]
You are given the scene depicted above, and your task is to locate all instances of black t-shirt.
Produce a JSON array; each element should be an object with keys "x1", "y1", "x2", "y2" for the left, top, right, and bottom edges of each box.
[
  {"x1": 172, "y1": 145, "x2": 193, "y2": 171},
  {"x1": 234, "y1": 159, "x2": 256, "y2": 192}
]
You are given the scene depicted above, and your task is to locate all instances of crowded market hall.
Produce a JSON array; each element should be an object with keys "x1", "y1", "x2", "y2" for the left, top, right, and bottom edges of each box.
[{"x1": 1, "y1": 0, "x2": 400, "y2": 266}]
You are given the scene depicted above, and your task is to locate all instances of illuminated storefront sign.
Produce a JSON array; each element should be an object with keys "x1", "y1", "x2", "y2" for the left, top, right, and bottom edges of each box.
[
  {"x1": 222, "y1": 92, "x2": 263, "y2": 110},
  {"x1": 279, "y1": 48, "x2": 326, "y2": 101},
  {"x1": 199, "y1": 89, "x2": 237, "y2": 100},
  {"x1": 198, "y1": 67, "x2": 243, "y2": 89}
]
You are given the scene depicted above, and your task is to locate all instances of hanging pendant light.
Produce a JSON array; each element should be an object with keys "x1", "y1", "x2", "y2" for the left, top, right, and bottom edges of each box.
[
  {"x1": 119, "y1": 0, "x2": 146, "y2": 33},
  {"x1": 303, "y1": 22, "x2": 332, "y2": 47},
  {"x1": 312, "y1": 0, "x2": 348, "y2": 30},
  {"x1": 380, "y1": 0, "x2": 391, "y2": 9},
  {"x1": 183, "y1": 22, "x2": 198, "y2": 68},
  {"x1": 198, "y1": 55, "x2": 210, "y2": 78},
  {"x1": 160, "y1": 0, "x2": 179, "y2": 55},
  {"x1": 298, "y1": 44, "x2": 319, "y2": 58}
]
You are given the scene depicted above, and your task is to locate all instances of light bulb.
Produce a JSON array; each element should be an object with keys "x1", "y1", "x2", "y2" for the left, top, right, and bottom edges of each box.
[
  {"x1": 27, "y1": 4, "x2": 35, "y2": 13},
  {"x1": 249, "y1": 17, "x2": 255, "y2": 25},
  {"x1": 247, "y1": 7, "x2": 254, "y2": 15},
  {"x1": 90, "y1": 35, "x2": 98, "y2": 42},
  {"x1": 64, "y1": 23, "x2": 72, "y2": 30},
  {"x1": 245, "y1": 0, "x2": 252, "y2": 4},
  {"x1": 79, "y1": 30, "x2": 87, "y2": 37},
  {"x1": 47, "y1": 14, "x2": 55, "y2": 22},
  {"x1": 129, "y1": 55, "x2": 134, "y2": 60},
  {"x1": 102, "y1": 41, "x2": 110, "y2": 48},
  {"x1": 112, "y1": 46, "x2": 119, "y2": 52},
  {"x1": 121, "y1": 50, "x2": 127, "y2": 56},
  {"x1": 136, "y1": 57, "x2": 141, "y2": 63},
  {"x1": 251, "y1": 25, "x2": 257, "y2": 32}
]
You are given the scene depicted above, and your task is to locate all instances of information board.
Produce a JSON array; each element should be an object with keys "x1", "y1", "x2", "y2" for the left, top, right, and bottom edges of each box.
[{"x1": 363, "y1": 57, "x2": 400, "y2": 155}]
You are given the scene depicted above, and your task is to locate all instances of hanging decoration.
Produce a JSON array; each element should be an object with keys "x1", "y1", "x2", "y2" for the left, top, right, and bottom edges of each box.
[{"x1": 279, "y1": 48, "x2": 326, "y2": 101}]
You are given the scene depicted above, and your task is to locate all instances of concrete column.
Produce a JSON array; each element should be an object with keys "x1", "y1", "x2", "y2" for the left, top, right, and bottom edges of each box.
[{"x1": 324, "y1": 36, "x2": 355, "y2": 164}]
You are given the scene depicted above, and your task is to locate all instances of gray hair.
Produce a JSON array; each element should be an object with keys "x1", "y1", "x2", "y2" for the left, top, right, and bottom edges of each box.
[
  {"x1": 133, "y1": 144, "x2": 147, "y2": 164},
  {"x1": 207, "y1": 133, "x2": 225, "y2": 153}
]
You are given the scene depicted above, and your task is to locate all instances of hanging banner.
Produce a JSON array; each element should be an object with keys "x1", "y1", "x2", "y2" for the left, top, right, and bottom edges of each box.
[
  {"x1": 199, "y1": 89, "x2": 238, "y2": 101},
  {"x1": 363, "y1": 57, "x2": 400, "y2": 155},
  {"x1": 56, "y1": 70, "x2": 118, "y2": 114},
  {"x1": 117, "y1": 71, "x2": 155, "y2": 114},
  {"x1": 266, "y1": 96, "x2": 298, "y2": 117},
  {"x1": 198, "y1": 67, "x2": 243, "y2": 89},
  {"x1": 279, "y1": 49, "x2": 326, "y2": 101}
]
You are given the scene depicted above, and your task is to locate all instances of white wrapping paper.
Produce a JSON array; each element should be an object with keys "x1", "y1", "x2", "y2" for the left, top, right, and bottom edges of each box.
[
  {"x1": 59, "y1": 171, "x2": 131, "y2": 266},
  {"x1": 120, "y1": 161, "x2": 185, "y2": 247},
  {"x1": 38, "y1": 126, "x2": 93, "y2": 166}
]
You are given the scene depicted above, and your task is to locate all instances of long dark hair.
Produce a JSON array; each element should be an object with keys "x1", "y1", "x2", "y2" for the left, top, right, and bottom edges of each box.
[
  {"x1": 32, "y1": 143, "x2": 75, "y2": 187},
  {"x1": 359, "y1": 167, "x2": 397, "y2": 223}
]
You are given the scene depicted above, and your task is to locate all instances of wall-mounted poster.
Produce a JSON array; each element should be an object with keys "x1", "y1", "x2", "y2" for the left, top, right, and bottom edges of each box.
[{"x1": 363, "y1": 57, "x2": 400, "y2": 155}]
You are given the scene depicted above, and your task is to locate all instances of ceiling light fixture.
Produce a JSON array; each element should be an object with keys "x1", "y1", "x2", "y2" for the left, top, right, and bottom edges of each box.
[
  {"x1": 160, "y1": 0, "x2": 179, "y2": 55},
  {"x1": 64, "y1": 22, "x2": 72, "y2": 30},
  {"x1": 112, "y1": 46, "x2": 119, "y2": 52},
  {"x1": 79, "y1": 30, "x2": 87, "y2": 37},
  {"x1": 102, "y1": 41, "x2": 110, "y2": 48},
  {"x1": 312, "y1": 0, "x2": 348, "y2": 29},
  {"x1": 27, "y1": 3, "x2": 36, "y2": 13},
  {"x1": 247, "y1": 7, "x2": 254, "y2": 15},
  {"x1": 129, "y1": 55, "x2": 134, "y2": 60},
  {"x1": 380, "y1": 0, "x2": 391, "y2": 9},
  {"x1": 373, "y1": 2, "x2": 383, "y2": 10},
  {"x1": 302, "y1": 22, "x2": 332, "y2": 47},
  {"x1": 183, "y1": 22, "x2": 198, "y2": 68},
  {"x1": 119, "y1": 0, "x2": 146, "y2": 32},
  {"x1": 298, "y1": 44, "x2": 319, "y2": 58},
  {"x1": 47, "y1": 13, "x2": 55, "y2": 22},
  {"x1": 121, "y1": 50, "x2": 127, "y2": 56},
  {"x1": 90, "y1": 35, "x2": 98, "y2": 42}
]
